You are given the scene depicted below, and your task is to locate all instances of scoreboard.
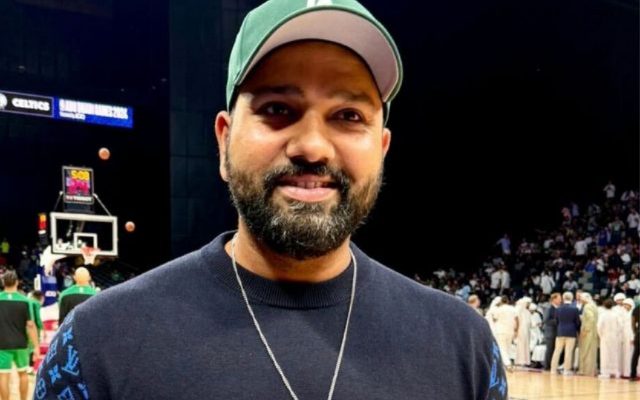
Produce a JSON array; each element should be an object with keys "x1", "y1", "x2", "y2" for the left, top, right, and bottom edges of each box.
[{"x1": 62, "y1": 166, "x2": 95, "y2": 205}]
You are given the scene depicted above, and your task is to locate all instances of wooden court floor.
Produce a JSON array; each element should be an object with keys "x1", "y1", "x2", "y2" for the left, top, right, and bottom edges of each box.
[
  {"x1": 507, "y1": 369, "x2": 640, "y2": 400},
  {"x1": 10, "y1": 369, "x2": 640, "y2": 399}
]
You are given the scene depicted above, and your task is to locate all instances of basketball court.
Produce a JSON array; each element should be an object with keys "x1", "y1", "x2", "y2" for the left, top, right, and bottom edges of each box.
[{"x1": 508, "y1": 370, "x2": 639, "y2": 399}]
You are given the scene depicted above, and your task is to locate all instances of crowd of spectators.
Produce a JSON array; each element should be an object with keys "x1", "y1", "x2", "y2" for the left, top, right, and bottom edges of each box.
[{"x1": 415, "y1": 182, "x2": 640, "y2": 308}]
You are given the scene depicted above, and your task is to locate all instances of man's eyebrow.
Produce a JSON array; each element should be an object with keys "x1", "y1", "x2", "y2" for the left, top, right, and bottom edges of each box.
[
  {"x1": 329, "y1": 90, "x2": 378, "y2": 108},
  {"x1": 250, "y1": 85, "x2": 304, "y2": 97},
  {"x1": 250, "y1": 85, "x2": 379, "y2": 108}
]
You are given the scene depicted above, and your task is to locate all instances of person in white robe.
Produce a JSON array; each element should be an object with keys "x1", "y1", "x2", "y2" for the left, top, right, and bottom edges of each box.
[
  {"x1": 529, "y1": 303, "x2": 546, "y2": 366},
  {"x1": 621, "y1": 298, "x2": 635, "y2": 377},
  {"x1": 485, "y1": 296, "x2": 503, "y2": 335},
  {"x1": 529, "y1": 303, "x2": 543, "y2": 348},
  {"x1": 515, "y1": 297, "x2": 532, "y2": 366},
  {"x1": 613, "y1": 293, "x2": 629, "y2": 376},
  {"x1": 492, "y1": 295, "x2": 519, "y2": 369},
  {"x1": 598, "y1": 298, "x2": 623, "y2": 378}
]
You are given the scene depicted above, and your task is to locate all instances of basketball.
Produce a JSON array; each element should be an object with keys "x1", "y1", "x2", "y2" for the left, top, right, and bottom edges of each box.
[
  {"x1": 125, "y1": 221, "x2": 135, "y2": 232},
  {"x1": 98, "y1": 147, "x2": 111, "y2": 160}
]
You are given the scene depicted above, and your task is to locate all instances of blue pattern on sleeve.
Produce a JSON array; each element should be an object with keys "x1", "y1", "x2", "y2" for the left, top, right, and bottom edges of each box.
[
  {"x1": 487, "y1": 341, "x2": 508, "y2": 399},
  {"x1": 48, "y1": 365, "x2": 62, "y2": 384},
  {"x1": 62, "y1": 327, "x2": 74, "y2": 346},
  {"x1": 34, "y1": 310, "x2": 91, "y2": 399}
]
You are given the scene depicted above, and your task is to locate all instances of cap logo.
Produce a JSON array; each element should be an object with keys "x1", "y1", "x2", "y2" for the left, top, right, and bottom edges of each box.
[{"x1": 307, "y1": 0, "x2": 333, "y2": 7}]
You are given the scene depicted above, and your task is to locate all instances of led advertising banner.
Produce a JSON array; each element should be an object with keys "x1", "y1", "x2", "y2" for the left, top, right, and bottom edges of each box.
[
  {"x1": 0, "y1": 90, "x2": 54, "y2": 118},
  {"x1": 0, "y1": 89, "x2": 133, "y2": 128},
  {"x1": 62, "y1": 166, "x2": 95, "y2": 205},
  {"x1": 56, "y1": 98, "x2": 133, "y2": 128}
]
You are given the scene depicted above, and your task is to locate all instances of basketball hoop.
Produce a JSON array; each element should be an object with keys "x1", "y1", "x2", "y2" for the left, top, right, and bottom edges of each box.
[{"x1": 80, "y1": 246, "x2": 100, "y2": 265}]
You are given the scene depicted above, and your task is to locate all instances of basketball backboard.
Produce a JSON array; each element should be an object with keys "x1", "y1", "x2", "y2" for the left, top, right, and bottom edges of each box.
[{"x1": 50, "y1": 212, "x2": 118, "y2": 257}]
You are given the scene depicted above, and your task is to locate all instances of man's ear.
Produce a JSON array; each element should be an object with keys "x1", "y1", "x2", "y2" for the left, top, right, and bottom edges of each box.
[
  {"x1": 215, "y1": 111, "x2": 232, "y2": 182},
  {"x1": 382, "y1": 127, "x2": 391, "y2": 157}
]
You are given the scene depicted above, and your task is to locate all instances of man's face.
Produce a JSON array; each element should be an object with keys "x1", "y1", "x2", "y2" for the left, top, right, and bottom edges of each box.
[{"x1": 215, "y1": 41, "x2": 391, "y2": 259}]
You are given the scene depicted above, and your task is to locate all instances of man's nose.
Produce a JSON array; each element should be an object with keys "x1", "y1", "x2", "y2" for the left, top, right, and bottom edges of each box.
[{"x1": 284, "y1": 112, "x2": 335, "y2": 165}]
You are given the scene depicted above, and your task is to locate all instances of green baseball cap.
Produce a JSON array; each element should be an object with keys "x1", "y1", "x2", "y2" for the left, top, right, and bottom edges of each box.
[{"x1": 226, "y1": 0, "x2": 403, "y2": 121}]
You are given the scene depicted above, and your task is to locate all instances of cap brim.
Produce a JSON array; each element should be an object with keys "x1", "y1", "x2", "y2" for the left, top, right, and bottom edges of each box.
[{"x1": 236, "y1": 8, "x2": 402, "y2": 103}]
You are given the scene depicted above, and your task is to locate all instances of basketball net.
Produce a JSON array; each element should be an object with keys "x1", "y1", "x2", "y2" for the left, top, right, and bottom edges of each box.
[{"x1": 80, "y1": 246, "x2": 100, "y2": 265}]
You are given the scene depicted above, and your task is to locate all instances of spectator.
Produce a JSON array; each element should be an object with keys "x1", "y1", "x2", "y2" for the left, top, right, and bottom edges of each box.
[
  {"x1": 528, "y1": 303, "x2": 544, "y2": 354},
  {"x1": 515, "y1": 297, "x2": 532, "y2": 367},
  {"x1": 562, "y1": 277, "x2": 578, "y2": 292},
  {"x1": 609, "y1": 217, "x2": 625, "y2": 245},
  {"x1": 0, "y1": 238, "x2": 9, "y2": 255},
  {"x1": 499, "y1": 265, "x2": 511, "y2": 292},
  {"x1": 490, "y1": 268, "x2": 502, "y2": 293},
  {"x1": 626, "y1": 274, "x2": 639, "y2": 296},
  {"x1": 621, "y1": 190, "x2": 638, "y2": 204},
  {"x1": 550, "y1": 292, "x2": 581, "y2": 375},
  {"x1": 574, "y1": 237, "x2": 589, "y2": 259},
  {"x1": 497, "y1": 234, "x2": 512, "y2": 257},
  {"x1": 540, "y1": 270, "x2": 555, "y2": 295},
  {"x1": 571, "y1": 202, "x2": 580, "y2": 218},
  {"x1": 577, "y1": 292, "x2": 598, "y2": 376},
  {"x1": 492, "y1": 296, "x2": 519, "y2": 370},
  {"x1": 467, "y1": 294, "x2": 483, "y2": 316},
  {"x1": 621, "y1": 298, "x2": 635, "y2": 378},
  {"x1": 627, "y1": 209, "x2": 640, "y2": 239},
  {"x1": 598, "y1": 298, "x2": 622, "y2": 378},
  {"x1": 604, "y1": 181, "x2": 616, "y2": 201}
]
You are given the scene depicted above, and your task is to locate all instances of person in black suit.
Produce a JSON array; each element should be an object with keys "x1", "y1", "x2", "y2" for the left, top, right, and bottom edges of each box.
[{"x1": 543, "y1": 293, "x2": 561, "y2": 370}]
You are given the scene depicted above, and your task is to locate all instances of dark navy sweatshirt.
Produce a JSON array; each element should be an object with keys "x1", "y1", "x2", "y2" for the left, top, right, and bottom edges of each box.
[{"x1": 34, "y1": 232, "x2": 507, "y2": 399}]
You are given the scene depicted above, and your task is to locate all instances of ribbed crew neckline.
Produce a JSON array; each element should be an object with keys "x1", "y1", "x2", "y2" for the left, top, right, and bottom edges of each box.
[{"x1": 200, "y1": 231, "x2": 372, "y2": 309}]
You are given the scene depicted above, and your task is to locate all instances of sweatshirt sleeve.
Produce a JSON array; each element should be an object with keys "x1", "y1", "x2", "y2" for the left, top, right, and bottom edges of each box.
[
  {"x1": 33, "y1": 310, "x2": 91, "y2": 400},
  {"x1": 485, "y1": 340, "x2": 508, "y2": 400}
]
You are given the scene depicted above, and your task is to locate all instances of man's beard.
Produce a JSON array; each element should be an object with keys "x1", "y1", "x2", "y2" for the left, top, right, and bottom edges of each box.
[{"x1": 226, "y1": 154, "x2": 383, "y2": 260}]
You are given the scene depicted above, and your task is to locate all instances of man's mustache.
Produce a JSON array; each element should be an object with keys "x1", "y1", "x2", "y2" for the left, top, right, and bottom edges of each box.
[{"x1": 263, "y1": 163, "x2": 350, "y2": 198}]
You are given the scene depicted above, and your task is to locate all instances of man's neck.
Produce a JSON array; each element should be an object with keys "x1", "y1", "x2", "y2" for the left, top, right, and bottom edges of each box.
[
  {"x1": 225, "y1": 224, "x2": 353, "y2": 283},
  {"x1": 3, "y1": 287, "x2": 18, "y2": 293}
]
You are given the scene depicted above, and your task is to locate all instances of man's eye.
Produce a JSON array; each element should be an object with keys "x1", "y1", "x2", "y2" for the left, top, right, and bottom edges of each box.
[
  {"x1": 261, "y1": 103, "x2": 291, "y2": 116},
  {"x1": 336, "y1": 110, "x2": 363, "y2": 122}
]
